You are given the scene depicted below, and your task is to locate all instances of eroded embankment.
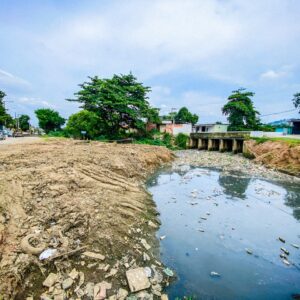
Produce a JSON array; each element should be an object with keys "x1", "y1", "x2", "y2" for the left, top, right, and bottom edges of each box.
[
  {"x1": 244, "y1": 140, "x2": 300, "y2": 176},
  {"x1": 0, "y1": 139, "x2": 173, "y2": 299}
]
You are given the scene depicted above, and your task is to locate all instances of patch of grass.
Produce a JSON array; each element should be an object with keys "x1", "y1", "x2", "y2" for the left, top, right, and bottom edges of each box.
[{"x1": 252, "y1": 137, "x2": 300, "y2": 147}]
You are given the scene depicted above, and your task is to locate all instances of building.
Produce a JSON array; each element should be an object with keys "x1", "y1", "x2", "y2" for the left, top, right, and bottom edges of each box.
[
  {"x1": 146, "y1": 121, "x2": 192, "y2": 135},
  {"x1": 193, "y1": 123, "x2": 229, "y2": 133},
  {"x1": 274, "y1": 119, "x2": 300, "y2": 135}
]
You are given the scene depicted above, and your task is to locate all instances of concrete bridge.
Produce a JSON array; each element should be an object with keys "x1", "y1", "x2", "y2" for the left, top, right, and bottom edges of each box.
[{"x1": 189, "y1": 131, "x2": 251, "y2": 153}]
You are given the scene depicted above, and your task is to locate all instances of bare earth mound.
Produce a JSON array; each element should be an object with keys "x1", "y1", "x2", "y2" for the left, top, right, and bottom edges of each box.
[
  {"x1": 244, "y1": 140, "x2": 300, "y2": 176},
  {"x1": 0, "y1": 139, "x2": 172, "y2": 299}
]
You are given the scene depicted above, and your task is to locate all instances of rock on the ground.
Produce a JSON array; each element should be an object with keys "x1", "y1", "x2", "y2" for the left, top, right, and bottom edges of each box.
[
  {"x1": 126, "y1": 268, "x2": 151, "y2": 292},
  {"x1": 62, "y1": 278, "x2": 73, "y2": 290},
  {"x1": 43, "y1": 273, "x2": 58, "y2": 288}
]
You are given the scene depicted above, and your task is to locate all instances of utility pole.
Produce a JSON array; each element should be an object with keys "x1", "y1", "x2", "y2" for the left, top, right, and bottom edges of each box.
[{"x1": 171, "y1": 107, "x2": 177, "y2": 124}]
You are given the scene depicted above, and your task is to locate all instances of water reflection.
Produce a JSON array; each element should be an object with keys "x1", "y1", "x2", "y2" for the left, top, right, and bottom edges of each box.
[
  {"x1": 149, "y1": 167, "x2": 300, "y2": 300},
  {"x1": 218, "y1": 174, "x2": 251, "y2": 199}
]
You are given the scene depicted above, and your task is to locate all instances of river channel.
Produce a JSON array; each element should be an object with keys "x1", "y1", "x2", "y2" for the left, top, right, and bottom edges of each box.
[{"x1": 148, "y1": 166, "x2": 300, "y2": 300}]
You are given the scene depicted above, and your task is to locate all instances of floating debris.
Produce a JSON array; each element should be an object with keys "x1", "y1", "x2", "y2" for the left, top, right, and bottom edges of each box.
[
  {"x1": 291, "y1": 243, "x2": 300, "y2": 249},
  {"x1": 200, "y1": 217, "x2": 207, "y2": 220},
  {"x1": 163, "y1": 268, "x2": 174, "y2": 277},
  {"x1": 210, "y1": 271, "x2": 220, "y2": 277},
  {"x1": 245, "y1": 248, "x2": 253, "y2": 255},
  {"x1": 278, "y1": 237, "x2": 286, "y2": 243},
  {"x1": 198, "y1": 228, "x2": 205, "y2": 232},
  {"x1": 160, "y1": 235, "x2": 166, "y2": 240},
  {"x1": 282, "y1": 259, "x2": 290, "y2": 266},
  {"x1": 280, "y1": 247, "x2": 290, "y2": 255}
]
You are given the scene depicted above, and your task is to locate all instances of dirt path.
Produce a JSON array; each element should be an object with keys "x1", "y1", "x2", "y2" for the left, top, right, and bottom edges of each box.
[
  {"x1": 0, "y1": 139, "x2": 172, "y2": 299},
  {"x1": 0, "y1": 136, "x2": 42, "y2": 146}
]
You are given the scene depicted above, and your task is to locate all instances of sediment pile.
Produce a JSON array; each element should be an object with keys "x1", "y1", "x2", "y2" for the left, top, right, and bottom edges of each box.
[{"x1": 0, "y1": 139, "x2": 173, "y2": 299}]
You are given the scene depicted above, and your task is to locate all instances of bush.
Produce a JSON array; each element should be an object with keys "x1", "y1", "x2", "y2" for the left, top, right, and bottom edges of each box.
[
  {"x1": 175, "y1": 133, "x2": 189, "y2": 149},
  {"x1": 46, "y1": 130, "x2": 68, "y2": 138}
]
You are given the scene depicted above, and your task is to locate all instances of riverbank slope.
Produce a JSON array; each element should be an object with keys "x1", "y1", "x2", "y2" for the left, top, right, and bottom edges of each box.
[
  {"x1": 244, "y1": 139, "x2": 300, "y2": 176},
  {"x1": 0, "y1": 139, "x2": 172, "y2": 299}
]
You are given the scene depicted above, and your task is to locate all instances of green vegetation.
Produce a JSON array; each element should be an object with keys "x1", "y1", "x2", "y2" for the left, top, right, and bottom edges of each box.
[
  {"x1": 292, "y1": 92, "x2": 300, "y2": 112},
  {"x1": 222, "y1": 88, "x2": 260, "y2": 131},
  {"x1": 35, "y1": 108, "x2": 65, "y2": 133},
  {"x1": 67, "y1": 73, "x2": 159, "y2": 136},
  {"x1": 175, "y1": 133, "x2": 189, "y2": 149},
  {"x1": 0, "y1": 90, "x2": 13, "y2": 128},
  {"x1": 252, "y1": 137, "x2": 300, "y2": 146},
  {"x1": 175, "y1": 107, "x2": 199, "y2": 125},
  {"x1": 66, "y1": 110, "x2": 101, "y2": 139},
  {"x1": 19, "y1": 114, "x2": 30, "y2": 131}
]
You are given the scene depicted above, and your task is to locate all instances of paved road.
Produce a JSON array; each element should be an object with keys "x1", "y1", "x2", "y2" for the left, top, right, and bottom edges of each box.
[{"x1": 0, "y1": 136, "x2": 41, "y2": 146}]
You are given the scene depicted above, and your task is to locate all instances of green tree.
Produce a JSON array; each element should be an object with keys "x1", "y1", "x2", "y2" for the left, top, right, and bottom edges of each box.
[
  {"x1": 222, "y1": 88, "x2": 260, "y2": 131},
  {"x1": 19, "y1": 114, "x2": 30, "y2": 131},
  {"x1": 66, "y1": 110, "x2": 101, "y2": 139},
  {"x1": 174, "y1": 107, "x2": 199, "y2": 125},
  {"x1": 0, "y1": 90, "x2": 12, "y2": 128},
  {"x1": 68, "y1": 73, "x2": 157, "y2": 136},
  {"x1": 292, "y1": 92, "x2": 300, "y2": 112},
  {"x1": 35, "y1": 108, "x2": 65, "y2": 133}
]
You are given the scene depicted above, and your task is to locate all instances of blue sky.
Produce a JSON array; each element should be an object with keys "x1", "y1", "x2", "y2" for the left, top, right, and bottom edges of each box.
[{"x1": 1, "y1": 0, "x2": 300, "y2": 125}]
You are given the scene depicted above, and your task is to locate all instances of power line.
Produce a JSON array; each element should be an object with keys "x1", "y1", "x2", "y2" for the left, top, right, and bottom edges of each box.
[{"x1": 260, "y1": 108, "x2": 297, "y2": 117}]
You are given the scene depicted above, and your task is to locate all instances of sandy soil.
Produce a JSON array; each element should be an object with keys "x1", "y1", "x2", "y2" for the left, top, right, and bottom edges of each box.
[
  {"x1": 0, "y1": 136, "x2": 42, "y2": 146},
  {"x1": 244, "y1": 140, "x2": 300, "y2": 176},
  {"x1": 0, "y1": 139, "x2": 172, "y2": 299}
]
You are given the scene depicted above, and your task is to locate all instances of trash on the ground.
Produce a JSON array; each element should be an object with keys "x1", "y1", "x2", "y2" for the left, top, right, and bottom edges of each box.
[
  {"x1": 140, "y1": 239, "x2": 151, "y2": 250},
  {"x1": 126, "y1": 267, "x2": 151, "y2": 292},
  {"x1": 39, "y1": 248, "x2": 58, "y2": 260},
  {"x1": 144, "y1": 267, "x2": 152, "y2": 277},
  {"x1": 210, "y1": 271, "x2": 221, "y2": 277},
  {"x1": 83, "y1": 251, "x2": 105, "y2": 260},
  {"x1": 163, "y1": 268, "x2": 174, "y2": 277}
]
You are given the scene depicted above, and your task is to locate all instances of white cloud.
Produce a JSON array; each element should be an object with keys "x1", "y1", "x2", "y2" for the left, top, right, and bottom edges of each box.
[
  {"x1": 16, "y1": 97, "x2": 55, "y2": 108},
  {"x1": 0, "y1": 69, "x2": 31, "y2": 89}
]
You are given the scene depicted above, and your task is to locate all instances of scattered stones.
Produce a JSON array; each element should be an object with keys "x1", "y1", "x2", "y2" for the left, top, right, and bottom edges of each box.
[
  {"x1": 126, "y1": 267, "x2": 151, "y2": 292},
  {"x1": 116, "y1": 288, "x2": 128, "y2": 300},
  {"x1": 144, "y1": 267, "x2": 152, "y2": 278},
  {"x1": 62, "y1": 278, "x2": 73, "y2": 290},
  {"x1": 83, "y1": 251, "x2": 105, "y2": 260},
  {"x1": 85, "y1": 282, "x2": 95, "y2": 298},
  {"x1": 148, "y1": 221, "x2": 158, "y2": 229},
  {"x1": 43, "y1": 273, "x2": 58, "y2": 288},
  {"x1": 68, "y1": 268, "x2": 79, "y2": 280},
  {"x1": 105, "y1": 268, "x2": 118, "y2": 278}
]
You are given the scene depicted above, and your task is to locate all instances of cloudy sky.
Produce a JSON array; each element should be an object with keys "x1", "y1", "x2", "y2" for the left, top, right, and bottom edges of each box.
[{"x1": 1, "y1": 0, "x2": 300, "y2": 125}]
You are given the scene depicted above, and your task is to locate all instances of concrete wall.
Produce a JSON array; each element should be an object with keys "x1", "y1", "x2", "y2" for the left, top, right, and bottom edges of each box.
[{"x1": 208, "y1": 124, "x2": 228, "y2": 133}]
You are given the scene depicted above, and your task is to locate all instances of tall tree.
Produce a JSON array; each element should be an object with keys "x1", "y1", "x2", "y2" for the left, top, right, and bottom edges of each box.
[
  {"x1": 68, "y1": 73, "x2": 157, "y2": 136},
  {"x1": 292, "y1": 92, "x2": 300, "y2": 112},
  {"x1": 0, "y1": 90, "x2": 14, "y2": 128},
  {"x1": 35, "y1": 108, "x2": 65, "y2": 133},
  {"x1": 222, "y1": 88, "x2": 260, "y2": 131},
  {"x1": 175, "y1": 107, "x2": 199, "y2": 125},
  {"x1": 19, "y1": 114, "x2": 30, "y2": 131}
]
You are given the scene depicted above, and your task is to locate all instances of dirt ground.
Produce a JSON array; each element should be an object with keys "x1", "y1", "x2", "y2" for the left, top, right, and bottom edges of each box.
[
  {"x1": 0, "y1": 139, "x2": 173, "y2": 299},
  {"x1": 244, "y1": 140, "x2": 300, "y2": 176}
]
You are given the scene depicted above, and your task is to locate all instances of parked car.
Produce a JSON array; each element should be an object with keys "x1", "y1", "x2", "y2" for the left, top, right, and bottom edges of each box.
[
  {"x1": 0, "y1": 131, "x2": 6, "y2": 140},
  {"x1": 3, "y1": 129, "x2": 13, "y2": 137}
]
